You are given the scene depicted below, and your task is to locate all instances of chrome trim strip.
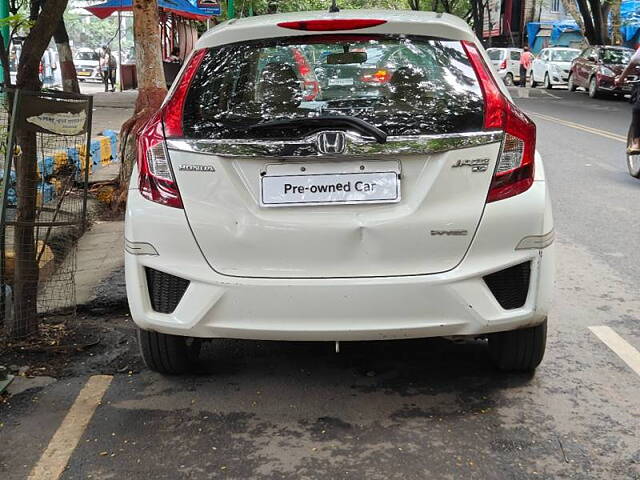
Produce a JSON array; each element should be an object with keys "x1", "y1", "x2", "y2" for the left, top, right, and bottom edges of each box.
[
  {"x1": 125, "y1": 239, "x2": 159, "y2": 256},
  {"x1": 515, "y1": 230, "x2": 555, "y2": 250},
  {"x1": 166, "y1": 131, "x2": 503, "y2": 158}
]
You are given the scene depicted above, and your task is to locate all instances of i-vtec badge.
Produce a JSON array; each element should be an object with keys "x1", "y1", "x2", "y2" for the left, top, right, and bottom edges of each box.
[
  {"x1": 451, "y1": 158, "x2": 490, "y2": 172},
  {"x1": 178, "y1": 164, "x2": 216, "y2": 172}
]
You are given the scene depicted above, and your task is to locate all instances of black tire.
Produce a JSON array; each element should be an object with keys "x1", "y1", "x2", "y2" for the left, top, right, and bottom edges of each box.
[
  {"x1": 504, "y1": 73, "x2": 514, "y2": 86},
  {"x1": 567, "y1": 73, "x2": 577, "y2": 92},
  {"x1": 529, "y1": 75, "x2": 537, "y2": 88},
  {"x1": 544, "y1": 73, "x2": 552, "y2": 89},
  {"x1": 488, "y1": 319, "x2": 547, "y2": 372},
  {"x1": 137, "y1": 328, "x2": 201, "y2": 374},
  {"x1": 588, "y1": 76, "x2": 599, "y2": 98},
  {"x1": 627, "y1": 126, "x2": 640, "y2": 178}
]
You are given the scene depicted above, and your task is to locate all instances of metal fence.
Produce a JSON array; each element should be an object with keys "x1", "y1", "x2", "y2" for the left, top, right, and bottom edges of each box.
[{"x1": 0, "y1": 89, "x2": 92, "y2": 339}]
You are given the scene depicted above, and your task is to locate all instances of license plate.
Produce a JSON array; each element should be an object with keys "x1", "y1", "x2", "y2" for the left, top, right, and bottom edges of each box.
[
  {"x1": 261, "y1": 168, "x2": 400, "y2": 207},
  {"x1": 328, "y1": 78, "x2": 354, "y2": 86},
  {"x1": 77, "y1": 72, "x2": 90, "y2": 76}
]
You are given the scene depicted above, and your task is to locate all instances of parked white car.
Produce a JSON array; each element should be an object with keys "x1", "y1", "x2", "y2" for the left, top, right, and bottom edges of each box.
[
  {"x1": 126, "y1": 10, "x2": 554, "y2": 374},
  {"x1": 486, "y1": 47, "x2": 522, "y2": 86},
  {"x1": 531, "y1": 47, "x2": 581, "y2": 88}
]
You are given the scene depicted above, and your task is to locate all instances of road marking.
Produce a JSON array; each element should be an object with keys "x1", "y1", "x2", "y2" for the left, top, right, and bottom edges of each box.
[
  {"x1": 589, "y1": 326, "x2": 640, "y2": 377},
  {"x1": 528, "y1": 111, "x2": 626, "y2": 143},
  {"x1": 28, "y1": 375, "x2": 112, "y2": 480}
]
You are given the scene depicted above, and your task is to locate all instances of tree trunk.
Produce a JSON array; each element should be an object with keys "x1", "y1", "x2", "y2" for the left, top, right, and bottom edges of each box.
[
  {"x1": 575, "y1": 0, "x2": 599, "y2": 44},
  {"x1": 408, "y1": 0, "x2": 421, "y2": 10},
  {"x1": 593, "y1": 0, "x2": 609, "y2": 45},
  {"x1": 54, "y1": 19, "x2": 80, "y2": 94},
  {"x1": 114, "y1": 0, "x2": 167, "y2": 209},
  {"x1": 470, "y1": 0, "x2": 484, "y2": 40},
  {"x1": 8, "y1": 0, "x2": 69, "y2": 339},
  {"x1": 611, "y1": 0, "x2": 623, "y2": 45},
  {"x1": 560, "y1": 0, "x2": 585, "y2": 37}
]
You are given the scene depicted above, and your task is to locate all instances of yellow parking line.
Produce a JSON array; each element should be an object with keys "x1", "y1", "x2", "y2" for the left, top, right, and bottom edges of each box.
[
  {"x1": 28, "y1": 375, "x2": 113, "y2": 480},
  {"x1": 528, "y1": 111, "x2": 627, "y2": 143},
  {"x1": 590, "y1": 326, "x2": 640, "y2": 378}
]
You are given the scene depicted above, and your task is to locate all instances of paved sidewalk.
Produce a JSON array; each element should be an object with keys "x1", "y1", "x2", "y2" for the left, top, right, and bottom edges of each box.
[
  {"x1": 86, "y1": 89, "x2": 135, "y2": 183},
  {"x1": 76, "y1": 220, "x2": 125, "y2": 306}
]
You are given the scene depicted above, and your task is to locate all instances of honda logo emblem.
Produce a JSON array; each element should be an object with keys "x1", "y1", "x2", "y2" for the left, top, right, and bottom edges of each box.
[{"x1": 317, "y1": 131, "x2": 346, "y2": 155}]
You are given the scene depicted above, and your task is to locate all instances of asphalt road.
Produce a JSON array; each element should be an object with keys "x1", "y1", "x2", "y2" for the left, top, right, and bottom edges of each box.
[{"x1": 2, "y1": 88, "x2": 640, "y2": 480}]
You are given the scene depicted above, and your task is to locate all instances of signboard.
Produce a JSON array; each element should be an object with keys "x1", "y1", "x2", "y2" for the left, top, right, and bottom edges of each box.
[
  {"x1": 483, "y1": 0, "x2": 502, "y2": 38},
  {"x1": 196, "y1": 0, "x2": 221, "y2": 15},
  {"x1": 16, "y1": 93, "x2": 90, "y2": 136}
]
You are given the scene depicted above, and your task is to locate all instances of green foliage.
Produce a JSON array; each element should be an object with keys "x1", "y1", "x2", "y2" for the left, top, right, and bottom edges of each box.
[
  {"x1": 226, "y1": 0, "x2": 470, "y2": 19},
  {"x1": 64, "y1": 11, "x2": 133, "y2": 50},
  {"x1": 0, "y1": 13, "x2": 33, "y2": 31}
]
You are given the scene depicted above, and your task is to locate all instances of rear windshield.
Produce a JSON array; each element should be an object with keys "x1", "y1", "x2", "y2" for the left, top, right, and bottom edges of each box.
[
  {"x1": 182, "y1": 35, "x2": 484, "y2": 139},
  {"x1": 487, "y1": 49, "x2": 503, "y2": 61}
]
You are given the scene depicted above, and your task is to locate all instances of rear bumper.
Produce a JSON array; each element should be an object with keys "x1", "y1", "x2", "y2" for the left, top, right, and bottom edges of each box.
[{"x1": 125, "y1": 166, "x2": 554, "y2": 341}]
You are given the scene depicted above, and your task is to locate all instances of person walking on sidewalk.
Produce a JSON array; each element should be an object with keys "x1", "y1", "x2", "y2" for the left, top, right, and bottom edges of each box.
[
  {"x1": 520, "y1": 46, "x2": 534, "y2": 87},
  {"x1": 100, "y1": 47, "x2": 117, "y2": 92}
]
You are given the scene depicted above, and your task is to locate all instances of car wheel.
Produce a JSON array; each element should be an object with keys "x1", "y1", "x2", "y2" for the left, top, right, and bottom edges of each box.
[
  {"x1": 137, "y1": 328, "x2": 202, "y2": 374},
  {"x1": 588, "y1": 76, "x2": 599, "y2": 98},
  {"x1": 567, "y1": 73, "x2": 577, "y2": 92},
  {"x1": 529, "y1": 75, "x2": 537, "y2": 88},
  {"x1": 488, "y1": 319, "x2": 547, "y2": 372},
  {"x1": 627, "y1": 127, "x2": 640, "y2": 178},
  {"x1": 504, "y1": 73, "x2": 514, "y2": 86},
  {"x1": 544, "y1": 73, "x2": 552, "y2": 89}
]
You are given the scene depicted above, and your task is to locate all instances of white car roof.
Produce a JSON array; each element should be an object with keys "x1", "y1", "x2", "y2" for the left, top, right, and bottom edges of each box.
[{"x1": 196, "y1": 9, "x2": 477, "y2": 49}]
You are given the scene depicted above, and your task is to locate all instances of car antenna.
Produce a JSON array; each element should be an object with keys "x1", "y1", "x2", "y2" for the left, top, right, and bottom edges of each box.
[{"x1": 329, "y1": 0, "x2": 340, "y2": 12}]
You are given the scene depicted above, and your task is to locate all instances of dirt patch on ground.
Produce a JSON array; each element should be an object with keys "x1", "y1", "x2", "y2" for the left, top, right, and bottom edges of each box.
[{"x1": 0, "y1": 312, "x2": 143, "y2": 378}]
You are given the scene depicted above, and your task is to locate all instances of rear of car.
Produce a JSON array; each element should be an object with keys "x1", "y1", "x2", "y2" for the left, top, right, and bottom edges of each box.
[
  {"x1": 486, "y1": 47, "x2": 521, "y2": 85},
  {"x1": 125, "y1": 11, "x2": 554, "y2": 374}
]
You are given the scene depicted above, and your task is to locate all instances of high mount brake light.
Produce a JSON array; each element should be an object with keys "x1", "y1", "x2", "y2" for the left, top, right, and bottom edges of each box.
[
  {"x1": 277, "y1": 19, "x2": 387, "y2": 31},
  {"x1": 137, "y1": 112, "x2": 183, "y2": 209},
  {"x1": 163, "y1": 49, "x2": 207, "y2": 137},
  {"x1": 462, "y1": 40, "x2": 536, "y2": 203}
]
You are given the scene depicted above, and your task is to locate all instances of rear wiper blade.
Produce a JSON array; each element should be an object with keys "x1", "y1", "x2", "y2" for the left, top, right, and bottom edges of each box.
[{"x1": 241, "y1": 115, "x2": 387, "y2": 144}]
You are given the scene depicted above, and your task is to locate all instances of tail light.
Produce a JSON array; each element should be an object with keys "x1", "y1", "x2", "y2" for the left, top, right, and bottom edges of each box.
[
  {"x1": 292, "y1": 47, "x2": 320, "y2": 101},
  {"x1": 499, "y1": 59, "x2": 507, "y2": 70},
  {"x1": 277, "y1": 19, "x2": 387, "y2": 31},
  {"x1": 361, "y1": 69, "x2": 392, "y2": 84},
  {"x1": 137, "y1": 112, "x2": 182, "y2": 209},
  {"x1": 136, "y1": 49, "x2": 207, "y2": 209},
  {"x1": 462, "y1": 41, "x2": 536, "y2": 203},
  {"x1": 163, "y1": 48, "x2": 207, "y2": 137}
]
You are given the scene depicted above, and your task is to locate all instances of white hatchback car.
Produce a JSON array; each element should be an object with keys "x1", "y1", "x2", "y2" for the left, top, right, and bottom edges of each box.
[
  {"x1": 531, "y1": 47, "x2": 581, "y2": 89},
  {"x1": 486, "y1": 47, "x2": 522, "y2": 86},
  {"x1": 126, "y1": 10, "x2": 554, "y2": 374}
]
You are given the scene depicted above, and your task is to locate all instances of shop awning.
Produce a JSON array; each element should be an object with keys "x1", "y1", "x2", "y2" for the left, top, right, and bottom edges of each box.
[{"x1": 85, "y1": 0, "x2": 211, "y2": 21}]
